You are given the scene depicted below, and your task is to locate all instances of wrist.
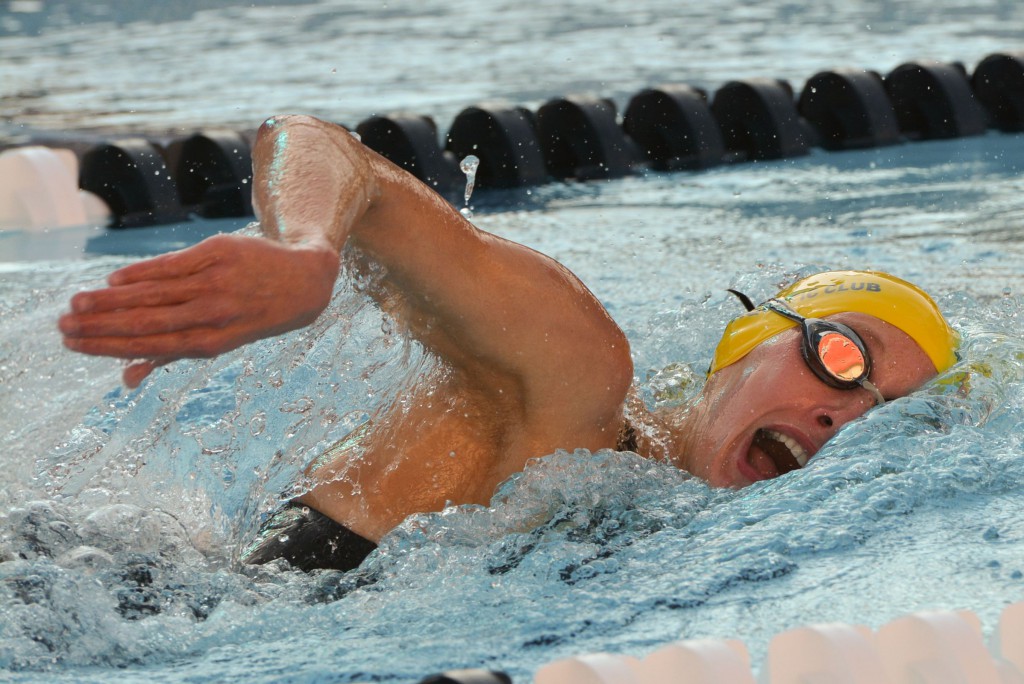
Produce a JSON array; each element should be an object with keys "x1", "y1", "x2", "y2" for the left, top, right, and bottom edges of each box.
[{"x1": 292, "y1": 237, "x2": 341, "y2": 295}]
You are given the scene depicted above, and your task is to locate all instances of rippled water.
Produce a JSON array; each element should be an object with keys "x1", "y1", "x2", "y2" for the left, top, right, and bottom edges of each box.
[
  {"x1": 2, "y1": 0, "x2": 1023, "y2": 136},
  {"x1": 2, "y1": 1, "x2": 1024, "y2": 682}
]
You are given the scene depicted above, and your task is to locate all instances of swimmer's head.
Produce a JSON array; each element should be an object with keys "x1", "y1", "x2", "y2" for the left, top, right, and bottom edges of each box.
[
  {"x1": 680, "y1": 270, "x2": 958, "y2": 489},
  {"x1": 709, "y1": 270, "x2": 959, "y2": 377}
]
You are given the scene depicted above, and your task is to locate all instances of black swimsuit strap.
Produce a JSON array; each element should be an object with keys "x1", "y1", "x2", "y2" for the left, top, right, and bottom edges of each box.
[{"x1": 242, "y1": 502, "x2": 377, "y2": 573}]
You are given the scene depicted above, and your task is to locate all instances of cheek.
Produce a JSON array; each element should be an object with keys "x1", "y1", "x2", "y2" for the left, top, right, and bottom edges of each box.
[
  {"x1": 882, "y1": 358, "x2": 936, "y2": 397},
  {"x1": 689, "y1": 335, "x2": 806, "y2": 472},
  {"x1": 701, "y1": 364, "x2": 755, "y2": 423},
  {"x1": 707, "y1": 337, "x2": 824, "y2": 427},
  {"x1": 870, "y1": 340, "x2": 937, "y2": 397},
  {"x1": 691, "y1": 365, "x2": 761, "y2": 452},
  {"x1": 682, "y1": 377, "x2": 737, "y2": 477},
  {"x1": 733, "y1": 336, "x2": 802, "y2": 392}
]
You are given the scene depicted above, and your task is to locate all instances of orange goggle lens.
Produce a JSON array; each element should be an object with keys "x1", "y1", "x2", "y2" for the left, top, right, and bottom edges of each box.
[
  {"x1": 763, "y1": 299, "x2": 883, "y2": 404},
  {"x1": 817, "y1": 331, "x2": 867, "y2": 382}
]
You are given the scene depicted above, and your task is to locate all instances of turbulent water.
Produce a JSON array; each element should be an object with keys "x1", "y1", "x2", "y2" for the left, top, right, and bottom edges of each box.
[{"x1": 2, "y1": 0, "x2": 1024, "y2": 682}]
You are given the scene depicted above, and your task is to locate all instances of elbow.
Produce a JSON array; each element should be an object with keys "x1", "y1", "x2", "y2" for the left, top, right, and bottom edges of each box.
[
  {"x1": 255, "y1": 114, "x2": 356, "y2": 159},
  {"x1": 253, "y1": 113, "x2": 373, "y2": 187},
  {"x1": 251, "y1": 113, "x2": 376, "y2": 244},
  {"x1": 254, "y1": 114, "x2": 318, "y2": 157},
  {"x1": 256, "y1": 113, "x2": 316, "y2": 137}
]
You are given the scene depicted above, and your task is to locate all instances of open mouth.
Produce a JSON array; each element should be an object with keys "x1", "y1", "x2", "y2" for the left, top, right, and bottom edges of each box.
[{"x1": 746, "y1": 429, "x2": 810, "y2": 480}]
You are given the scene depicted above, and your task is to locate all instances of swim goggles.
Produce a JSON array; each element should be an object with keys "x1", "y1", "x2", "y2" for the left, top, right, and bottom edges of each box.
[{"x1": 729, "y1": 290, "x2": 886, "y2": 406}]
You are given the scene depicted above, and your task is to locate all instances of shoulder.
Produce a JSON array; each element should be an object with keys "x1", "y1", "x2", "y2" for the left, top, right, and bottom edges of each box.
[{"x1": 515, "y1": 279, "x2": 634, "y2": 447}]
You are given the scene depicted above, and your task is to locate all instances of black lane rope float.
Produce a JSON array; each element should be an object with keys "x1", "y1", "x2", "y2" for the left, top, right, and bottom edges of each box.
[{"x1": 4, "y1": 53, "x2": 1022, "y2": 230}]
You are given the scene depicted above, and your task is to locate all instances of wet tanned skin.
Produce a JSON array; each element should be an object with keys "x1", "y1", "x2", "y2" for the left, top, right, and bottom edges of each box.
[
  {"x1": 60, "y1": 115, "x2": 633, "y2": 542},
  {"x1": 58, "y1": 115, "x2": 937, "y2": 542}
]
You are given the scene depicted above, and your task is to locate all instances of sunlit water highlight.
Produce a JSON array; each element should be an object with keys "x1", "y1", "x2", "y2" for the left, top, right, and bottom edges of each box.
[{"x1": 2, "y1": 1, "x2": 1024, "y2": 682}]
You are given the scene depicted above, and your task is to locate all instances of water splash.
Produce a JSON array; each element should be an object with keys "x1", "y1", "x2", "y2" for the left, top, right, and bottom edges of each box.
[
  {"x1": 2, "y1": 252, "x2": 1023, "y2": 680},
  {"x1": 459, "y1": 155, "x2": 479, "y2": 220}
]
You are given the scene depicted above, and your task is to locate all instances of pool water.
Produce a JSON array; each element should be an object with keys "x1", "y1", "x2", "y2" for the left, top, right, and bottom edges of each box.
[{"x1": 3, "y1": 1, "x2": 1024, "y2": 682}]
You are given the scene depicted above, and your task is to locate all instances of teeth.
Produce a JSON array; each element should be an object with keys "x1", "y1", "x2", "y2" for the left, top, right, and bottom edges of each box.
[{"x1": 763, "y1": 430, "x2": 809, "y2": 467}]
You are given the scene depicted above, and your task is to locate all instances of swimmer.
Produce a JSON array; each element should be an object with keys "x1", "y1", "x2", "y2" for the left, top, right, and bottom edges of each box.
[{"x1": 58, "y1": 115, "x2": 959, "y2": 572}]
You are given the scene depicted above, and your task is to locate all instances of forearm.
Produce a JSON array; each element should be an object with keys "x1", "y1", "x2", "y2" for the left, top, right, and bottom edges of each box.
[
  {"x1": 252, "y1": 115, "x2": 379, "y2": 254},
  {"x1": 58, "y1": 117, "x2": 378, "y2": 385}
]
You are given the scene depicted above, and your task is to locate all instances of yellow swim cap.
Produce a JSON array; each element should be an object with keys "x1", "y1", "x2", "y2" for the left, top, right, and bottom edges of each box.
[{"x1": 709, "y1": 270, "x2": 959, "y2": 376}]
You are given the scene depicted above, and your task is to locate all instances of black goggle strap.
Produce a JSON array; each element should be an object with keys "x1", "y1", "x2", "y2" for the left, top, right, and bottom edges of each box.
[
  {"x1": 764, "y1": 299, "x2": 886, "y2": 406},
  {"x1": 727, "y1": 289, "x2": 758, "y2": 312},
  {"x1": 763, "y1": 298, "x2": 808, "y2": 325}
]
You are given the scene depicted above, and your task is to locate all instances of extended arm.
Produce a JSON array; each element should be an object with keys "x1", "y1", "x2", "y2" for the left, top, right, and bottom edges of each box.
[
  {"x1": 59, "y1": 115, "x2": 633, "y2": 432},
  {"x1": 59, "y1": 116, "x2": 378, "y2": 386}
]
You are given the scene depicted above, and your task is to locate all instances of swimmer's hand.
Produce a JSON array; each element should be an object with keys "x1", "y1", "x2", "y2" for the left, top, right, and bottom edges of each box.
[{"x1": 58, "y1": 233, "x2": 340, "y2": 388}]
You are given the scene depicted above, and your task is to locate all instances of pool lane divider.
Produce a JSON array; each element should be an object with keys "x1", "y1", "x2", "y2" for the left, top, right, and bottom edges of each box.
[
  {"x1": 78, "y1": 138, "x2": 191, "y2": 228},
  {"x1": 78, "y1": 129, "x2": 254, "y2": 228},
  {"x1": 529, "y1": 603, "x2": 1024, "y2": 684},
  {"x1": 355, "y1": 601, "x2": 1024, "y2": 682},
  {"x1": 414, "y1": 670, "x2": 511, "y2": 684},
  {"x1": 166, "y1": 130, "x2": 255, "y2": 219},
  {"x1": 623, "y1": 84, "x2": 726, "y2": 170},
  {"x1": 1, "y1": 52, "x2": 1023, "y2": 231},
  {"x1": 0, "y1": 128, "x2": 256, "y2": 230}
]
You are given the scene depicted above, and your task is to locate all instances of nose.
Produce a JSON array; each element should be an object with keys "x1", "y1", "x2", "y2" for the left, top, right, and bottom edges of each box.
[{"x1": 812, "y1": 390, "x2": 877, "y2": 438}]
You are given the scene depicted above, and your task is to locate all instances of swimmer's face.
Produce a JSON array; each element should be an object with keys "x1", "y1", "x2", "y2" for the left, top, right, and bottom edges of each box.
[{"x1": 677, "y1": 313, "x2": 936, "y2": 488}]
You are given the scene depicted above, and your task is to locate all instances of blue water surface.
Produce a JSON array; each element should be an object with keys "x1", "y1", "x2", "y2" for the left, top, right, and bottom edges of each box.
[{"x1": 2, "y1": 1, "x2": 1024, "y2": 682}]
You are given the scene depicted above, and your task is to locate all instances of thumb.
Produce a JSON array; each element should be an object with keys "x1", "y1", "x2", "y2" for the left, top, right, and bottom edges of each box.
[{"x1": 122, "y1": 360, "x2": 166, "y2": 388}]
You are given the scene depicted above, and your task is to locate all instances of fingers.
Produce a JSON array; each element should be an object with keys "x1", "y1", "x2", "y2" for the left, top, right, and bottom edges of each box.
[
  {"x1": 61, "y1": 296, "x2": 238, "y2": 340},
  {"x1": 69, "y1": 275, "x2": 207, "y2": 315},
  {"x1": 122, "y1": 360, "x2": 165, "y2": 389},
  {"x1": 70, "y1": 235, "x2": 236, "y2": 314},
  {"x1": 58, "y1": 234, "x2": 334, "y2": 380},
  {"x1": 62, "y1": 326, "x2": 232, "y2": 360},
  {"x1": 106, "y1": 235, "x2": 225, "y2": 286}
]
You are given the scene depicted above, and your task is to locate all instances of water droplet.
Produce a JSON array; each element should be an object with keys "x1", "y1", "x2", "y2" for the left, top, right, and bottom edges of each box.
[
  {"x1": 459, "y1": 154, "x2": 480, "y2": 219},
  {"x1": 460, "y1": 155, "x2": 479, "y2": 194}
]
